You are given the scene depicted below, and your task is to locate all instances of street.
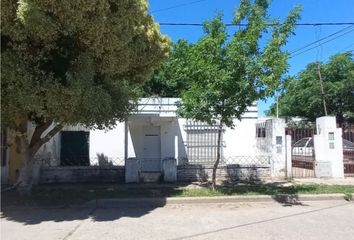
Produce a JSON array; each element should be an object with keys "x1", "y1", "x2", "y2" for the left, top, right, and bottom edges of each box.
[{"x1": 1, "y1": 200, "x2": 354, "y2": 240}]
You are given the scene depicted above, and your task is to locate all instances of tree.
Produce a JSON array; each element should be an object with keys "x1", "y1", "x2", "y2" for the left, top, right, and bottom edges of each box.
[
  {"x1": 1, "y1": 0, "x2": 170, "y2": 191},
  {"x1": 178, "y1": 0, "x2": 301, "y2": 190},
  {"x1": 143, "y1": 40, "x2": 192, "y2": 97},
  {"x1": 268, "y1": 52, "x2": 354, "y2": 124}
]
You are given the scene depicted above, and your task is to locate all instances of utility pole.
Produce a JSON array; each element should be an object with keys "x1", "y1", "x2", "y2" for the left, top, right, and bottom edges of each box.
[
  {"x1": 276, "y1": 95, "x2": 279, "y2": 118},
  {"x1": 317, "y1": 63, "x2": 328, "y2": 116}
]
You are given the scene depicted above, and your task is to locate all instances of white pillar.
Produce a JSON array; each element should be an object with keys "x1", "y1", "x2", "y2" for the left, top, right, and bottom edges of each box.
[
  {"x1": 174, "y1": 135, "x2": 179, "y2": 160},
  {"x1": 266, "y1": 118, "x2": 286, "y2": 178},
  {"x1": 285, "y1": 135, "x2": 292, "y2": 178},
  {"x1": 124, "y1": 119, "x2": 128, "y2": 163},
  {"x1": 314, "y1": 116, "x2": 344, "y2": 178}
]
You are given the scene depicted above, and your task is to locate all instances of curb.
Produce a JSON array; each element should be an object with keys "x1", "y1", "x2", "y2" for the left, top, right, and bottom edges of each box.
[
  {"x1": 3, "y1": 193, "x2": 353, "y2": 210},
  {"x1": 82, "y1": 193, "x2": 354, "y2": 208}
]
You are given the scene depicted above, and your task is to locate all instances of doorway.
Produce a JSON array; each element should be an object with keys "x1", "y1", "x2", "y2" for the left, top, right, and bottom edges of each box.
[{"x1": 141, "y1": 126, "x2": 161, "y2": 172}]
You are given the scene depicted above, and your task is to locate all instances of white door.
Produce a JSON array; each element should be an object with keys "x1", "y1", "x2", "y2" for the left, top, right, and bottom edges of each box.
[{"x1": 142, "y1": 126, "x2": 161, "y2": 172}]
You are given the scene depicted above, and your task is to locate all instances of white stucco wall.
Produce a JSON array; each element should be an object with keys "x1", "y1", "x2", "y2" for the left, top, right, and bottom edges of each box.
[
  {"x1": 89, "y1": 122, "x2": 135, "y2": 164},
  {"x1": 222, "y1": 119, "x2": 258, "y2": 157},
  {"x1": 88, "y1": 116, "x2": 258, "y2": 165}
]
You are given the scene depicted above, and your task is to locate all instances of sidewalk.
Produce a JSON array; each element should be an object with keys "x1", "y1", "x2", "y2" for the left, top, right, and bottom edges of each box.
[{"x1": 293, "y1": 177, "x2": 354, "y2": 185}]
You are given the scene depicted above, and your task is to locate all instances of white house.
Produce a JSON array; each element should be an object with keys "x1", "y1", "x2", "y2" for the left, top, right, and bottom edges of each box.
[
  {"x1": 2, "y1": 97, "x2": 266, "y2": 184},
  {"x1": 89, "y1": 97, "x2": 260, "y2": 170}
]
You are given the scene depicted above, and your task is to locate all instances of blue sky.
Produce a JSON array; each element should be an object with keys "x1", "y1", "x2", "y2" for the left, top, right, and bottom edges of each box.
[{"x1": 148, "y1": 0, "x2": 354, "y2": 116}]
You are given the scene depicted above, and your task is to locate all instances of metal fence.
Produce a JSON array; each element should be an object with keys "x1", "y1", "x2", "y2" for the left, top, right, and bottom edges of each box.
[
  {"x1": 341, "y1": 123, "x2": 354, "y2": 176},
  {"x1": 178, "y1": 155, "x2": 270, "y2": 167},
  {"x1": 286, "y1": 127, "x2": 316, "y2": 178},
  {"x1": 35, "y1": 156, "x2": 125, "y2": 167}
]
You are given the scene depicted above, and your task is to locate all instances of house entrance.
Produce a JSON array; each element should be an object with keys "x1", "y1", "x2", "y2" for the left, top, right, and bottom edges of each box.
[
  {"x1": 141, "y1": 126, "x2": 161, "y2": 172},
  {"x1": 286, "y1": 127, "x2": 316, "y2": 178}
]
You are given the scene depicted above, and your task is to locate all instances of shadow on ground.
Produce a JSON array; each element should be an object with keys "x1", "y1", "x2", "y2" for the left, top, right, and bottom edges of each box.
[
  {"x1": 1, "y1": 204, "x2": 162, "y2": 225},
  {"x1": 1, "y1": 181, "x2": 352, "y2": 224}
]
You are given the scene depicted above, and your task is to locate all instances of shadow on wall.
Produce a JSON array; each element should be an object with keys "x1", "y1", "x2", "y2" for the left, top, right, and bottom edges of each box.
[
  {"x1": 97, "y1": 153, "x2": 113, "y2": 166},
  {"x1": 224, "y1": 164, "x2": 265, "y2": 184},
  {"x1": 177, "y1": 164, "x2": 209, "y2": 182},
  {"x1": 177, "y1": 164, "x2": 270, "y2": 184}
]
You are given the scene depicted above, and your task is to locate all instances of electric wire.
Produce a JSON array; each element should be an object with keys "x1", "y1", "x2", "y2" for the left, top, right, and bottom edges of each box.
[
  {"x1": 290, "y1": 27, "x2": 354, "y2": 58},
  {"x1": 150, "y1": 0, "x2": 208, "y2": 14},
  {"x1": 290, "y1": 25, "x2": 354, "y2": 55},
  {"x1": 158, "y1": 22, "x2": 354, "y2": 27}
]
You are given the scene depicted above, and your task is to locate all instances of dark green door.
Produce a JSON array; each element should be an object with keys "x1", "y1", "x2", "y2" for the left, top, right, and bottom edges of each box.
[{"x1": 60, "y1": 131, "x2": 90, "y2": 166}]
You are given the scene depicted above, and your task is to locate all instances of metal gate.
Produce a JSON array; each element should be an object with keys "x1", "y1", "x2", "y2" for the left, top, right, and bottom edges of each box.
[
  {"x1": 341, "y1": 124, "x2": 354, "y2": 177},
  {"x1": 286, "y1": 127, "x2": 316, "y2": 178}
]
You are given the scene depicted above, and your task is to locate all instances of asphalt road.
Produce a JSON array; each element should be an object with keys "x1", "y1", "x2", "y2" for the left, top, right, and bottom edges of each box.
[{"x1": 1, "y1": 200, "x2": 354, "y2": 240}]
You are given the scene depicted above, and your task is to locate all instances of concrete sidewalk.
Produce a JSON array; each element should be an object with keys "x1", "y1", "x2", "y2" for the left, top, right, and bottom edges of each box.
[{"x1": 293, "y1": 177, "x2": 354, "y2": 185}]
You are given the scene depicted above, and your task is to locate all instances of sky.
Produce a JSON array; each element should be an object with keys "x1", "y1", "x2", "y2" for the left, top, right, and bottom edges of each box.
[{"x1": 148, "y1": 0, "x2": 354, "y2": 116}]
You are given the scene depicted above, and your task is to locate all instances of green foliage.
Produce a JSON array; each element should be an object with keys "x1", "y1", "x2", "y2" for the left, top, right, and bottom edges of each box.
[
  {"x1": 178, "y1": 0, "x2": 301, "y2": 128},
  {"x1": 143, "y1": 40, "x2": 192, "y2": 97},
  {"x1": 1, "y1": 0, "x2": 170, "y2": 129},
  {"x1": 268, "y1": 52, "x2": 354, "y2": 123}
]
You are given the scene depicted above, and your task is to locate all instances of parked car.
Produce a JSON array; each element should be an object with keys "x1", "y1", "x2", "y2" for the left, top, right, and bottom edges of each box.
[{"x1": 292, "y1": 137, "x2": 354, "y2": 162}]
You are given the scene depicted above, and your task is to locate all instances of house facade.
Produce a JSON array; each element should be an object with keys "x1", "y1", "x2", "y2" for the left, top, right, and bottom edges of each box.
[
  {"x1": 90, "y1": 98, "x2": 260, "y2": 168},
  {"x1": 1, "y1": 97, "x2": 265, "y2": 184}
]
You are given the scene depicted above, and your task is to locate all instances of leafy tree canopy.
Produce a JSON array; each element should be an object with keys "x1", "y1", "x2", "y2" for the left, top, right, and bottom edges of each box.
[
  {"x1": 1, "y1": 0, "x2": 170, "y2": 130},
  {"x1": 169, "y1": 0, "x2": 301, "y2": 190},
  {"x1": 268, "y1": 52, "x2": 354, "y2": 123},
  {"x1": 143, "y1": 40, "x2": 192, "y2": 97},
  {"x1": 178, "y1": 0, "x2": 301, "y2": 128}
]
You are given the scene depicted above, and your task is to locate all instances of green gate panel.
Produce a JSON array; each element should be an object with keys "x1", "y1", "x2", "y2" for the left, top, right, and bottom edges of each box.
[{"x1": 60, "y1": 131, "x2": 89, "y2": 166}]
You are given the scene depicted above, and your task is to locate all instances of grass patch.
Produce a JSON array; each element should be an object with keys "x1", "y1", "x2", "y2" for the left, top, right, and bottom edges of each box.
[{"x1": 2, "y1": 183, "x2": 354, "y2": 207}]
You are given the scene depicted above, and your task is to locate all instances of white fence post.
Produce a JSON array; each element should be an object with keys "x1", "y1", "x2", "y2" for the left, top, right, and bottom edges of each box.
[
  {"x1": 256, "y1": 118, "x2": 286, "y2": 179},
  {"x1": 269, "y1": 118, "x2": 286, "y2": 178},
  {"x1": 314, "y1": 116, "x2": 344, "y2": 178},
  {"x1": 285, "y1": 135, "x2": 292, "y2": 178}
]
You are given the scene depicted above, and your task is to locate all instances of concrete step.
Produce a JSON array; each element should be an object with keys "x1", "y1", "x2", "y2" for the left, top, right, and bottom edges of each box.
[{"x1": 140, "y1": 172, "x2": 162, "y2": 183}]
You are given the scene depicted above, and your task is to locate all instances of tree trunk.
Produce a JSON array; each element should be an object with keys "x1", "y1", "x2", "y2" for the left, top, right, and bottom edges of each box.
[
  {"x1": 16, "y1": 134, "x2": 34, "y2": 194},
  {"x1": 12, "y1": 117, "x2": 62, "y2": 194},
  {"x1": 212, "y1": 120, "x2": 223, "y2": 191}
]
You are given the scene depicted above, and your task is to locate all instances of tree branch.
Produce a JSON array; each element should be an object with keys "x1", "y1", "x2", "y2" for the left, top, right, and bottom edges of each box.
[
  {"x1": 29, "y1": 120, "x2": 53, "y2": 148},
  {"x1": 29, "y1": 124, "x2": 63, "y2": 157}
]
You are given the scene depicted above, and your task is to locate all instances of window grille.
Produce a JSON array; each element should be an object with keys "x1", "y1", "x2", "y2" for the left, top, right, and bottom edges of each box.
[
  {"x1": 185, "y1": 120, "x2": 223, "y2": 164},
  {"x1": 256, "y1": 122, "x2": 266, "y2": 138}
]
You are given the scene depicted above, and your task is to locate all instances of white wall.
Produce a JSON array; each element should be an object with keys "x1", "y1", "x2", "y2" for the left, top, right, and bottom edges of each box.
[
  {"x1": 223, "y1": 119, "x2": 258, "y2": 157},
  {"x1": 127, "y1": 117, "x2": 187, "y2": 162},
  {"x1": 89, "y1": 122, "x2": 135, "y2": 164},
  {"x1": 88, "y1": 116, "x2": 258, "y2": 165}
]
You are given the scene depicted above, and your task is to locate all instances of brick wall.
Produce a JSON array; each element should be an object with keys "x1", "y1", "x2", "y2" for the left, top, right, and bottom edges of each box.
[
  {"x1": 177, "y1": 164, "x2": 270, "y2": 182},
  {"x1": 39, "y1": 165, "x2": 269, "y2": 184},
  {"x1": 39, "y1": 166, "x2": 125, "y2": 184}
]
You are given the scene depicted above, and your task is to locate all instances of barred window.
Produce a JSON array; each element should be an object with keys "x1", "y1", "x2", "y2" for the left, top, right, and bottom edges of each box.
[
  {"x1": 185, "y1": 120, "x2": 223, "y2": 164},
  {"x1": 256, "y1": 123, "x2": 266, "y2": 138}
]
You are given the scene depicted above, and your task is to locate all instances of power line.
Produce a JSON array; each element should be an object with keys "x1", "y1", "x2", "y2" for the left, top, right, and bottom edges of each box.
[
  {"x1": 290, "y1": 25, "x2": 354, "y2": 55},
  {"x1": 158, "y1": 22, "x2": 354, "y2": 27},
  {"x1": 150, "y1": 0, "x2": 208, "y2": 13},
  {"x1": 290, "y1": 27, "x2": 354, "y2": 58}
]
